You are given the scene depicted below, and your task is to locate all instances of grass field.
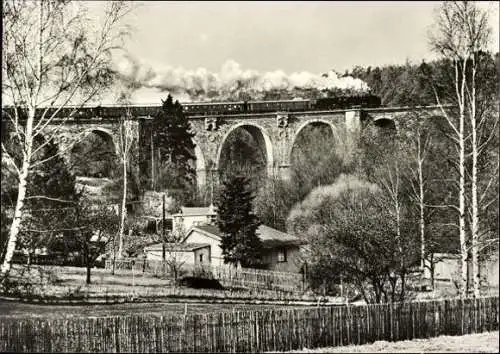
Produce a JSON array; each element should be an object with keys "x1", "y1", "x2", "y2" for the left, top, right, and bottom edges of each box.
[
  {"x1": 283, "y1": 331, "x2": 499, "y2": 353},
  {"x1": 2, "y1": 265, "x2": 311, "y2": 317},
  {"x1": 5, "y1": 264, "x2": 180, "y2": 297},
  {"x1": 52, "y1": 265, "x2": 176, "y2": 289},
  {"x1": 1, "y1": 264, "x2": 305, "y2": 318},
  {"x1": 7, "y1": 265, "x2": 306, "y2": 300},
  {"x1": 0, "y1": 299, "x2": 298, "y2": 319}
]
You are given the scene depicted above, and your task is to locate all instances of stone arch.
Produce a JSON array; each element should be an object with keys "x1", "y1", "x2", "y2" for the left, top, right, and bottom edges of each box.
[
  {"x1": 84, "y1": 128, "x2": 117, "y2": 154},
  {"x1": 215, "y1": 122, "x2": 274, "y2": 175},
  {"x1": 373, "y1": 117, "x2": 397, "y2": 130},
  {"x1": 69, "y1": 127, "x2": 118, "y2": 178},
  {"x1": 289, "y1": 119, "x2": 340, "y2": 165}
]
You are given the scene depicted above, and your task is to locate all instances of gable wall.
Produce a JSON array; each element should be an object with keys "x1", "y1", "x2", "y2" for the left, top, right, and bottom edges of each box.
[{"x1": 184, "y1": 230, "x2": 224, "y2": 266}]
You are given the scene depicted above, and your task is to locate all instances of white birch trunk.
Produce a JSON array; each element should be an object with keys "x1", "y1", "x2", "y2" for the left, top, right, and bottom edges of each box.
[
  {"x1": 1, "y1": 111, "x2": 34, "y2": 277},
  {"x1": 471, "y1": 128, "x2": 479, "y2": 297},
  {"x1": 458, "y1": 59, "x2": 468, "y2": 298},
  {"x1": 470, "y1": 57, "x2": 480, "y2": 298},
  {"x1": 392, "y1": 164, "x2": 404, "y2": 276},
  {"x1": 458, "y1": 121, "x2": 468, "y2": 298},
  {"x1": 151, "y1": 130, "x2": 155, "y2": 190},
  {"x1": 417, "y1": 137, "x2": 426, "y2": 271},
  {"x1": 1, "y1": 161, "x2": 29, "y2": 276},
  {"x1": 396, "y1": 166, "x2": 402, "y2": 251},
  {"x1": 419, "y1": 171, "x2": 426, "y2": 271},
  {"x1": 395, "y1": 201, "x2": 402, "y2": 249},
  {"x1": 117, "y1": 156, "x2": 127, "y2": 259}
]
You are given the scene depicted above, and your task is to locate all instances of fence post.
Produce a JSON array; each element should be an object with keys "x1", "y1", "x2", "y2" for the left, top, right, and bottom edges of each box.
[
  {"x1": 182, "y1": 314, "x2": 187, "y2": 352},
  {"x1": 389, "y1": 303, "x2": 393, "y2": 342},
  {"x1": 254, "y1": 311, "x2": 260, "y2": 352},
  {"x1": 460, "y1": 297, "x2": 465, "y2": 335}
]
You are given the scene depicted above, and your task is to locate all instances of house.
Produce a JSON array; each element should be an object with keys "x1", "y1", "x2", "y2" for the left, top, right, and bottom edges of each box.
[
  {"x1": 484, "y1": 253, "x2": 499, "y2": 287},
  {"x1": 425, "y1": 251, "x2": 499, "y2": 288},
  {"x1": 425, "y1": 253, "x2": 462, "y2": 281},
  {"x1": 183, "y1": 224, "x2": 306, "y2": 273},
  {"x1": 143, "y1": 242, "x2": 211, "y2": 266},
  {"x1": 171, "y1": 205, "x2": 217, "y2": 235}
]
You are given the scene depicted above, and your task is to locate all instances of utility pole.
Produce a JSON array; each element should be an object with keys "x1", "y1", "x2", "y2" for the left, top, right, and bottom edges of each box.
[
  {"x1": 150, "y1": 128, "x2": 155, "y2": 190},
  {"x1": 162, "y1": 193, "x2": 166, "y2": 275},
  {"x1": 111, "y1": 232, "x2": 116, "y2": 275},
  {"x1": 302, "y1": 261, "x2": 307, "y2": 292},
  {"x1": 210, "y1": 169, "x2": 214, "y2": 205}
]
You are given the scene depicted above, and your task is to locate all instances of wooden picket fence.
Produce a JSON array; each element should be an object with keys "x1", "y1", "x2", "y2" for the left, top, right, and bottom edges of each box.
[
  {"x1": 187, "y1": 263, "x2": 304, "y2": 292},
  {"x1": 1, "y1": 296, "x2": 498, "y2": 352},
  {"x1": 105, "y1": 259, "x2": 304, "y2": 292}
]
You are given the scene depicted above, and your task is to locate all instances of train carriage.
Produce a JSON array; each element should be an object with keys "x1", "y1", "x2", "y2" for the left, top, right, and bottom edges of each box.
[
  {"x1": 182, "y1": 101, "x2": 246, "y2": 116},
  {"x1": 247, "y1": 99, "x2": 312, "y2": 113},
  {"x1": 4, "y1": 94, "x2": 381, "y2": 122}
]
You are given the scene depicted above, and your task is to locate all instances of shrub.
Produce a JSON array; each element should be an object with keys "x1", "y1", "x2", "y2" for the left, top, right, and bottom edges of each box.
[{"x1": 178, "y1": 276, "x2": 225, "y2": 290}]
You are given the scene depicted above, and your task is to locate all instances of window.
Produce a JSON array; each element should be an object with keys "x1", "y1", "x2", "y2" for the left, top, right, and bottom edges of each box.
[
  {"x1": 277, "y1": 249, "x2": 287, "y2": 263},
  {"x1": 199, "y1": 254, "x2": 204, "y2": 263},
  {"x1": 207, "y1": 215, "x2": 216, "y2": 225}
]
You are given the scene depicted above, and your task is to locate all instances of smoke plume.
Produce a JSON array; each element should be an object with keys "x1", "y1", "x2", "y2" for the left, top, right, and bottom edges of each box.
[{"x1": 115, "y1": 54, "x2": 370, "y2": 102}]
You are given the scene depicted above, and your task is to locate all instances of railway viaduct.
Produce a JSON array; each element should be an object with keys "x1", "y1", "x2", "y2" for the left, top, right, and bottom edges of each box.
[{"x1": 19, "y1": 104, "x2": 449, "y2": 189}]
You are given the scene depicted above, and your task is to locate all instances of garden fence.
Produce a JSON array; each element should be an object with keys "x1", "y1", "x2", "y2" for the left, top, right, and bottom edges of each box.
[
  {"x1": 105, "y1": 259, "x2": 304, "y2": 292},
  {"x1": 1, "y1": 296, "x2": 498, "y2": 352}
]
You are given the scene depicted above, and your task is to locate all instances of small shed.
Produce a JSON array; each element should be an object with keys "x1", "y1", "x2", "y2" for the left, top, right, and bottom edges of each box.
[
  {"x1": 143, "y1": 242, "x2": 211, "y2": 266},
  {"x1": 426, "y1": 251, "x2": 500, "y2": 288}
]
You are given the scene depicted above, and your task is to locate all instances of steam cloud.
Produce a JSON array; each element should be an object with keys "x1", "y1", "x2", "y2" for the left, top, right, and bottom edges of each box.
[{"x1": 115, "y1": 54, "x2": 370, "y2": 102}]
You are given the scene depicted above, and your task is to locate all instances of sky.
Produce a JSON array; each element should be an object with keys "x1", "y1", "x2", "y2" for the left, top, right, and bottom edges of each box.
[{"x1": 88, "y1": 1, "x2": 500, "y2": 104}]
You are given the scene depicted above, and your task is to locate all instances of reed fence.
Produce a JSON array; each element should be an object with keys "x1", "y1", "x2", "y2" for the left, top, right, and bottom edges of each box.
[{"x1": 1, "y1": 296, "x2": 498, "y2": 352}]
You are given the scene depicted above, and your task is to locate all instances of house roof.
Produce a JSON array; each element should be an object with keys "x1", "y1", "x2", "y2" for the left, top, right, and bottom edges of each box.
[
  {"x1": 172, "y1": 205, "x2": 217, "y2": 217},
  {"x1": 188, "y1": 224, "x2": 305, "y2": 249},
  {"x1": 144, "y1": 242, "x2": 210, "y2": 252},
  {"x1": 257, "y1": 225, "x2": 305, "y2": 248},
  {"x1": 192, "y1": 224, "x2": 222, "y2": 238}
]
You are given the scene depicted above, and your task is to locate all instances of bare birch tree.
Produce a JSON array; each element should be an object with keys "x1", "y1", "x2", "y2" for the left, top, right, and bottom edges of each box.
[
  {"x1": 1, "y1": 0, "x2": 132, "y2": 278},
  {"x1": 404, "y1": 116, "x2": 448, "y2": 291},
  {"x1": 116, "y1": 89, "x2": 136, "y2": 260},
  {"x1": 372, "y1": 139, "x2": 415, "y2": 299},
  {"x1": 406, "y1": 120, "x2": 433, "y2": 272},
  {"x1": 429, "y1": 1, "x2": 494, "y2": 297}
]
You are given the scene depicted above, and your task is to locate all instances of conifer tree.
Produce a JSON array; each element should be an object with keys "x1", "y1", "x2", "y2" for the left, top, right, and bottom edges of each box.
[
  {"x1": 20, "y1": 141, "x2": 80, "y2": 260},
  {"x1": 215, "y1": 175, "x2": 262, "y2": 268},
  {"x1": 28, "y1": 141, "x2": 77, "y2": 206},
  {"x1": 153, "y1": 94, "x2": 196, "y2": 189}
]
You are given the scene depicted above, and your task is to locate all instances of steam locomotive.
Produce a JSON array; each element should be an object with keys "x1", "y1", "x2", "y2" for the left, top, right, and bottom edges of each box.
[{"x1": 182, "y1": 94, "x2": 381, "y2": 116}]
